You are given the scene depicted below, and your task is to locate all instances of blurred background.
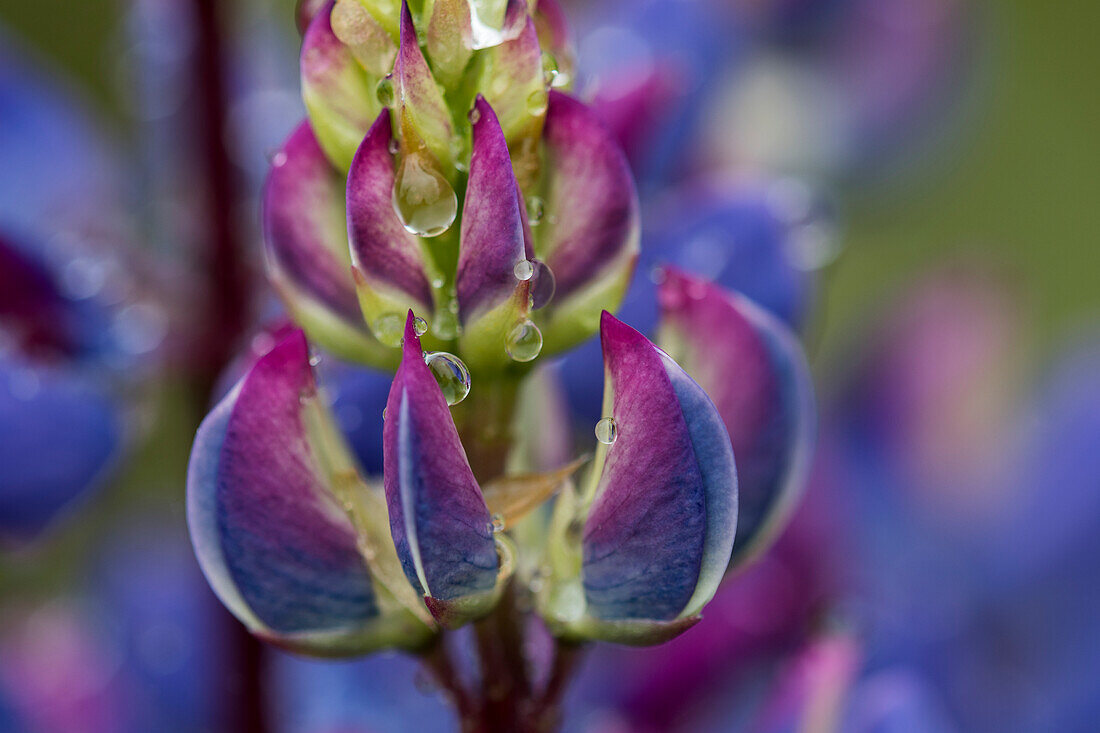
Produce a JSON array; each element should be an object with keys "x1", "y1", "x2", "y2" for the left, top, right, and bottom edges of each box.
[{"x1": 0, "y1": 0, "x2": 1097, "y2": 731}]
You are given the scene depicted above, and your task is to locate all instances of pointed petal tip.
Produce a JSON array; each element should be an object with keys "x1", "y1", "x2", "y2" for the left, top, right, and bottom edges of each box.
[{"x1": 401, "y1": 309, "x2": 420, "y2": 357}]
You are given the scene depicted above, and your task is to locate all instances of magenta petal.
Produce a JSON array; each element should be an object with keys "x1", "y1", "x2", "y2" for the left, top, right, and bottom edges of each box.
[
  {"x1": 301, "y1": 1, "x2": 380, "y2": 170},
  {"x1": 481, "y1": 14, "x2": 545, "y2": 145},
  {"x1": 582, "y1": 313, "x2": 737, "y2": 624},
  {"x1": 347, "y1": 111, "x2": 434, "y2": 313},
  {"x1": 538, "y1": 92, "x2": 638, "y2": 300},
  {"x1": 394, "y1": 1, "x2": 453, "y2": 167},
  {"x1": 456, "y1": 96, "x2": 529, "y2": 326},
  {"x1": 383, "y1": 313, "x2": 500, "y2": 619},
  {"x1": 263, "y1": 121, "x2": 387, "y2": 364},
  {"x1": 658, "y1": 269, "x2": 816, "y2": 568},
  {"x1": 188, "y1": 331, "x2": 384, "y2": 653}
]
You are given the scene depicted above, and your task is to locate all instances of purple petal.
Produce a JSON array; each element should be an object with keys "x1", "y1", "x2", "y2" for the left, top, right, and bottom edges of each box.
[
  {"x1": 188, "y1": 330, "x2": 408, "y2": 654},
  {"x1": 581, "y1": 313, "x2": 737, "y2": 627},
  {"x1": 456, "y1": 96, "x2": 529, "y2": 326},
  {"x1": 347, "y1": 111, "x2": 435, "y2": 317},
  {"x1": 301, "y1": 1, "x2": 381, "y2": 170},
  {"x1": 395, "y1": 2, "x2": 454, "y2": 168},
  {"x1": 534, "y1": 92, "x2": 639, "y2": 351},
  {"x1": 383, "y1": 313, "x2": 500, "y2": 619},
  {"x1": 263, "y1": 121, "x2": 389, "y2": 365},
  {"x1": 658, "y1": 269, "x2": 816, "y2": 568},
  {"x1": 480, "y1": 14, "x2": 546, "y2": 145}
]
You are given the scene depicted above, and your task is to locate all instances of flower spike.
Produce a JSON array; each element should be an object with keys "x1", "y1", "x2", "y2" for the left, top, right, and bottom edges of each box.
[
  {"x1": 383, "y1": 312, "x2": 509, "y2": 626},
  {"x1": 658, "y1": 269, "x2": 816, "y2": 569},
  {"x1": 539, "y1": 312, "x2": 737, "y2": 645}
]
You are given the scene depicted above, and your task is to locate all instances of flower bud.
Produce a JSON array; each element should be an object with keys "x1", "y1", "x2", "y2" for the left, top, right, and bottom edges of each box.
[
  {"x1": 456, "y1": 96, "x2": 534, "y2": 369},
  {"x1": 263, "y1": 121, "x2": 396, "y2": 367},
  {"x1": 528, "y1": 93, "x2": 639, "y2": 356},
  {"x1": 188, "y1": 329, "x2": 435, "y2": 655},
  {"x1": 538, "y1": 312, "x2": 737, "y2": 645},
  {"x1": 383, "y1": 312, "x2": 511, "y2": 626},
  {"x1": 301, "y1": 2, "x2": 383, "y2": 171},
  {"x1": 657, "y1": 269, "x2": 815, "y2": 569}
]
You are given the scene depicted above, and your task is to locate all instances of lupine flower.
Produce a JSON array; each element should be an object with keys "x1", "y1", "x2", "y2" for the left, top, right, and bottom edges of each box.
[{"x1": 188, "y1": 0, "x2": 817, "y2": 726}]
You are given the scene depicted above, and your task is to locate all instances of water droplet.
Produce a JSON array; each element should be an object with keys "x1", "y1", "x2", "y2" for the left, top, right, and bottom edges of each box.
[
  {"x1": 388, "y1": 137, "x2": 400, "y2": 155},
  {"x1": 271, "y1": 151, "x2": 288, "y2": 167},
  {"x1": 489, "y1": 513, "x2": 505, "y2": 533},
  {"x1": 505, "y1": 319, "x2": 542, "y2": 362},
  {"x1": 392, "y1": 151, "x2": 458, "y2": 238},
  {"x1": 431, "y1": 275, "x2": 445, "y2": 289},
  {"x1": 375, "y1": 76, "x2": 395, "y2": 107},
  {"x1": 513, "y1": 259, "x2": 534, "y2": 281},
  {"x1": 382, "y1": 407, "x2": 387, "y2": 421},
  {"x1": 526, "y1": 196, "x2": 544, "y2": 224},
  {"x1": 423, "y1": 351, "x2": 471, "y2": 405},
  {"x1": 541, "y1": 52, "x2": 558, "y2": 88},
  {"x1": 529, "y1": 260, "x2": 556, "y2": 310},
  {"x1": 595, "y1": 417, "x2": 617, "y2": 445},
  {"x1": 467, "y1": 106, "x2": 481, "y2": 125},
  {"x1": 526, "y1": 90, "x2": 548, "y2": 116},
  {"x1": 413, "y1": 316, "x2": 429, "y2": 336},
  {"x1": 372, "y1": 312, "x2": 405, "y2": 347},
  {"x1": 308, "y1": 354, "x2": 322, "y2": 367}
]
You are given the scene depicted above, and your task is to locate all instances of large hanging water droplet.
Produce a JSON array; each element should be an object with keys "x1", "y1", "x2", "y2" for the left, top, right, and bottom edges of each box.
[
  {"x1": 392, "y1": 151, "x2": 458, "y2": 238},
  {"x1": 594, "y1": 417, "x2": 618, "y2": 445},
  {"x1": 372, "y1": 312, "x2": 405, "y2": 347},
  {"x1": 541, "y1": 52, "x2": 559, "y2": 88},
  {"x1": 513, "y1": 259, "x2": 534, "y2": 281},
  {"x1": 376, "y1": 76, "x2": 395, "y2": 107},
  {"x1": 505, "y1": 319, "x2": 542, "y2": 362},
  {"x1": 424, "y1": 351, "x2": 471, "y2": 405},
  {"x1": 529, "y1": 260, "x2": 556, "y2": 310}
]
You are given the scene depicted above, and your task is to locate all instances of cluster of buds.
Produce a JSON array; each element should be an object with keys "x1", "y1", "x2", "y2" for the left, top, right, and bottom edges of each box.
[{"x1": 187, "y1": 0, "x2": 816, "y2": 722}]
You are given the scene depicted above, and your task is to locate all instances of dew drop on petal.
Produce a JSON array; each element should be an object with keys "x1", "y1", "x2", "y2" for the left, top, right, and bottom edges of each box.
[
  {"x1": 308, "y1": 354, "x2": 322, "y2": 367},
  {"x1": 529, "y1": 260, "x2": 555, "y2": 310},
  {"x1": 595, "y1": 417, "x2": 618, "y2": 445},
  {"x1": 392, "y1": 151, "x2": 458, "y2": 238},
  {"x1": 489, "y1": 513, "x2": 505, "y2": 533},
  {"x1": 382, "y1": 407, "x2": 387, "y2": 421},
  {"x1": 375, "y1": 76, "x2": 395, "y2": 107},
  {"x1": 413, "y1": 315, "x2": 429, "y2": 336},
  {"x1": 505, "y1": 319, "x2": 542, "y2": 362},
  {"x1": 467, "y1": 106, "x2": 481, "y2": 125},
  {"x1": 513, "y1": 259, "x2": 534, "y2": 281},
  {"x1": 424, "y1": 351, "x2": 471, "y2": 405},
  {"x1": 372, "y1": 312, "x2": 406, "y2": 347},
  {"x1": 388, "y1": 137, "x2": 400, "y2": 155}
]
